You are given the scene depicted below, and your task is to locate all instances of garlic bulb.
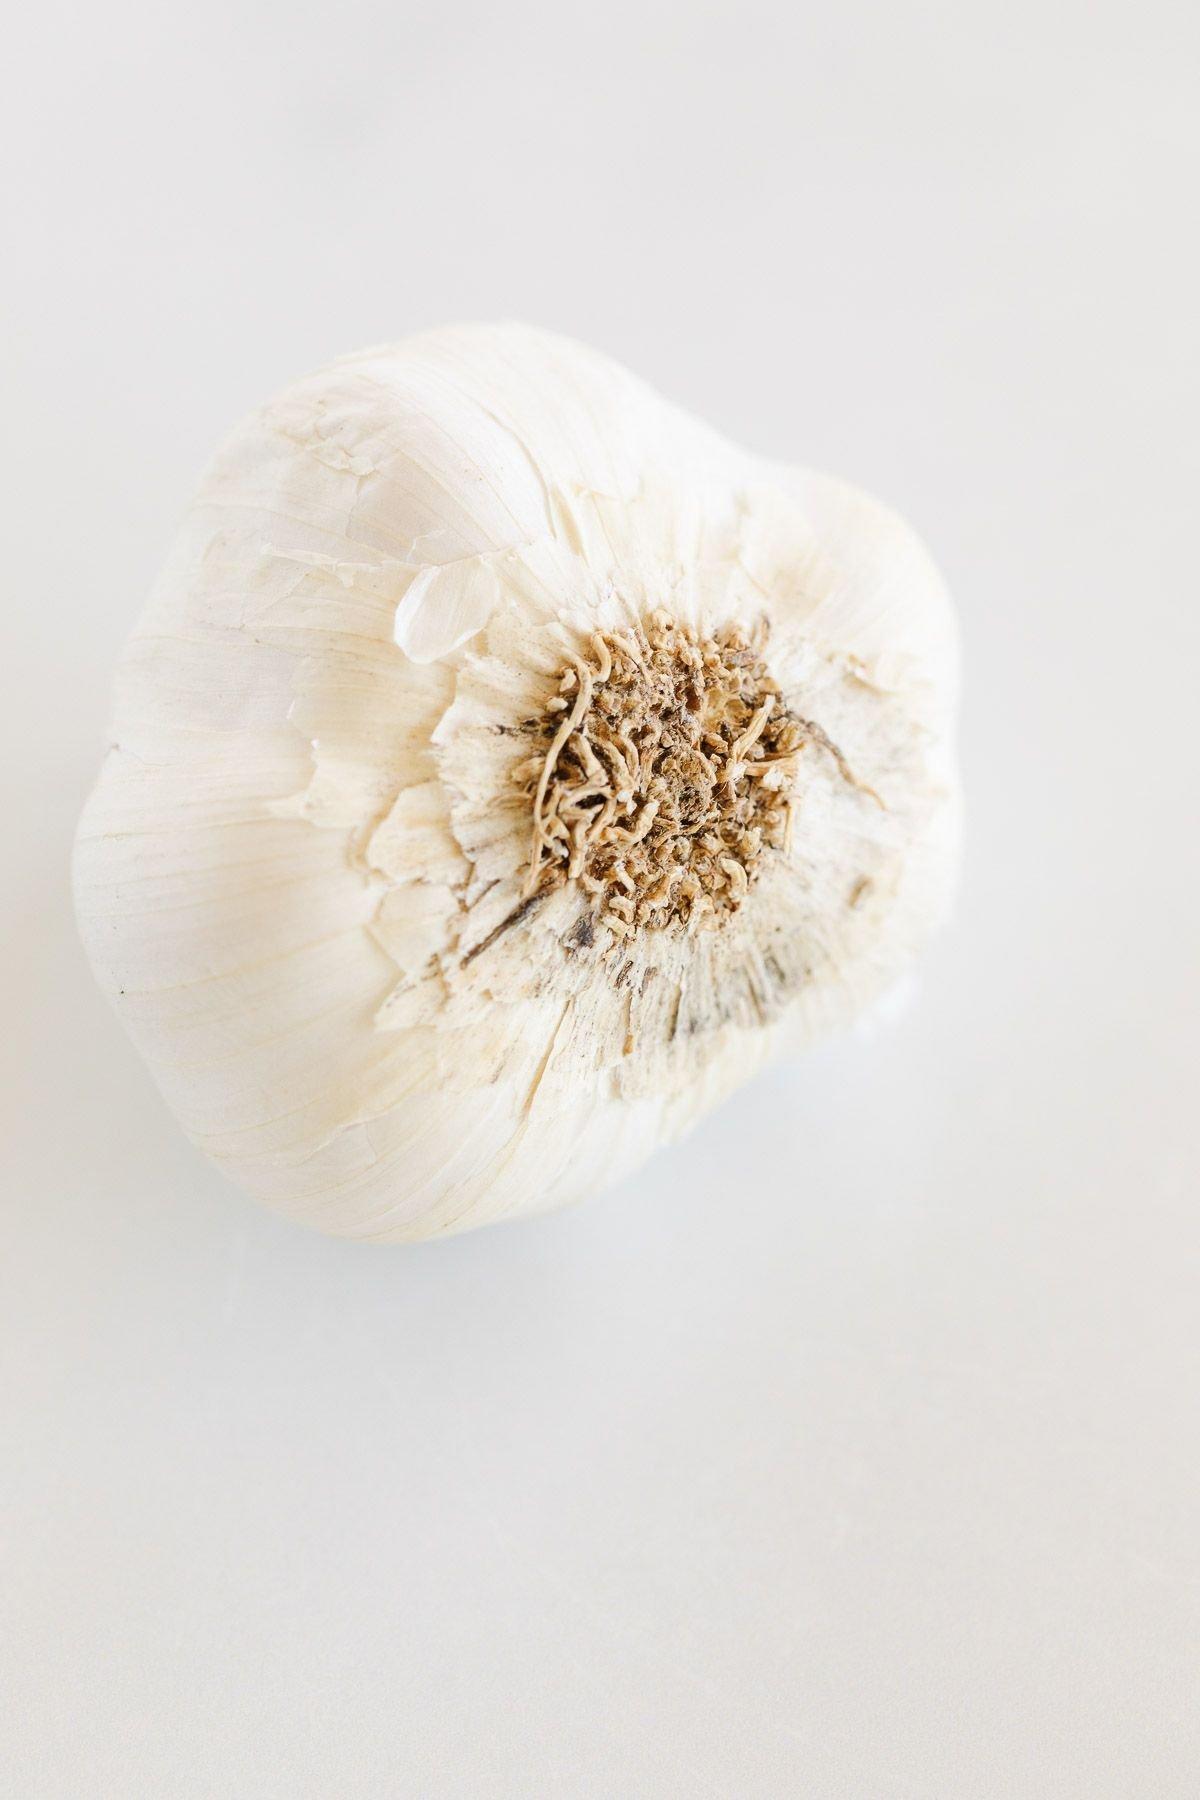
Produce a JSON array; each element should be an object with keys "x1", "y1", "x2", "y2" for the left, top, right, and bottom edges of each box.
[{"x1": 74, "y1": 325, "x2": 959, "y2": 1242}]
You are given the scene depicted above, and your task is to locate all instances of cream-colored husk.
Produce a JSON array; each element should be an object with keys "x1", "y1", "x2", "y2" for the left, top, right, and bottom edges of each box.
[{"x1": 73, "y1": 325, "x2": 960, "y2": 1241}]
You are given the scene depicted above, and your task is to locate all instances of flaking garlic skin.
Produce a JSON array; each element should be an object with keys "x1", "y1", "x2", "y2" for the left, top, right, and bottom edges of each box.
[{"x1": 73, "y1": 325, "x2": 960, "y2": 1241}]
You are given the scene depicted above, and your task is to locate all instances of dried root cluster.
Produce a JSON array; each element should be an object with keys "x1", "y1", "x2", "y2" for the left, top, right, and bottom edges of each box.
[{"x1": 517, "y1": 612, "x2": 807, "y2": 937}]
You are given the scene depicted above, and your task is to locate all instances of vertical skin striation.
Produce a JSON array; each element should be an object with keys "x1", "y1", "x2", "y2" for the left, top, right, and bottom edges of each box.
[{"x1": 73, "y1": 325, "x2": 960, "y2": 1242}]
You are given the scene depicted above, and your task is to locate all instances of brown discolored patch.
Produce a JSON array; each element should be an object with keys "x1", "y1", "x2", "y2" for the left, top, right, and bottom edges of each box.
[{"x1": 460, "y1": 892, "x2": 545, "y2": 966}]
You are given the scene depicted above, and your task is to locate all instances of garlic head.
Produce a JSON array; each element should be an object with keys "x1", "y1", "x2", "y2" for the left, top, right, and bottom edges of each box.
[{"x1": 73, "y1": 325, "x2": 959, "y2": 1241}]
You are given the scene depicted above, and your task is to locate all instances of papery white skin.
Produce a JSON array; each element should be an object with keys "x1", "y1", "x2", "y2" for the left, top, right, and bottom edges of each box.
[{"x1": 74, "y1": 325, "x2": 959, "y2": 1242}]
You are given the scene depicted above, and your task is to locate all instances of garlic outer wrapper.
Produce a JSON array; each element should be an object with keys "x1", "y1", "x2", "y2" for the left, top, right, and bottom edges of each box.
[{"x1": 73, "y1": 326, "x2": 960, "y2": 1242}]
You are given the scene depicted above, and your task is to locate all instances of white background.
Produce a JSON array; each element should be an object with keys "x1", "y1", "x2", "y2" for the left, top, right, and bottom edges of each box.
[{"x1": 3, "y1": 2, "x2": 1198, "y2": 1794}]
